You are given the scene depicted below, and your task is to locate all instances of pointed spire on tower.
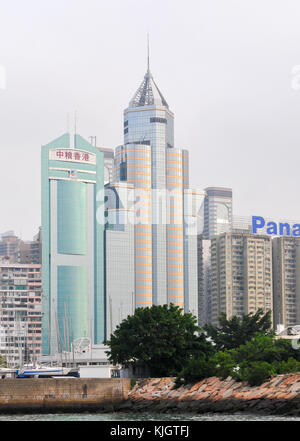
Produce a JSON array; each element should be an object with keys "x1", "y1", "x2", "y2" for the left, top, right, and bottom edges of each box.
[{"x1": 128, "y1": 36, "x2": 169, "y2": 109}]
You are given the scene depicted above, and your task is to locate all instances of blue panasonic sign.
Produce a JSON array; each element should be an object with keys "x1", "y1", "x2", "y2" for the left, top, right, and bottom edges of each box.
[{"x1": 252, "y1": 216, "x2": 300, "y2": 237}]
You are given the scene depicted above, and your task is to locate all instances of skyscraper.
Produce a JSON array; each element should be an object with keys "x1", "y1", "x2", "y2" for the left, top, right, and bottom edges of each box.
[
  {"x1": 41, "y1": 133, "x2": 105, "y2": 355},
  {"x1": 110, "y1": 58, "x2": 197, "y2": 319}
]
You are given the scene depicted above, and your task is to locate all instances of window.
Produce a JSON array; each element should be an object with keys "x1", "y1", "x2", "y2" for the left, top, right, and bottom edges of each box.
[
  {"x1": 150, "y1": 117, "x2": 167, "y2": 124},
  {"x1": 125, "y1": 140, "x2": 150, "y2": 146},
  {"x1": 119, "y1": 162, "x2": 127, "y2": 181}
]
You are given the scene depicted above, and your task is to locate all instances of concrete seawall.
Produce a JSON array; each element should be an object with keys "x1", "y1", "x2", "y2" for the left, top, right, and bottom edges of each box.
[
  {"x1": 4, "y1": 375, "x2": 300, "y2": 415},
  {"x1": 117, "y1": 375, "x2": 300, "y2": 416},
  {"x1": 0, "y1": 378, "x2": 131, "y2": 412}
]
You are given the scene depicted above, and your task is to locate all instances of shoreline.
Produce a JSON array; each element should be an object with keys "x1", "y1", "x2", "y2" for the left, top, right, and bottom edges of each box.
[
  {"x1": 114, "y1": 375, "x2": 300, "y2": 417},
  {"x1": 1, "y1": 375, "x2": 300, "y2": 416}
]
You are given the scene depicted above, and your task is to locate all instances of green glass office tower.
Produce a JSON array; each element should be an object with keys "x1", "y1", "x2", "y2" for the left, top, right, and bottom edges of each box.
[{"x1": 41, "y1": 133, "x2": 105, "y2": 355}]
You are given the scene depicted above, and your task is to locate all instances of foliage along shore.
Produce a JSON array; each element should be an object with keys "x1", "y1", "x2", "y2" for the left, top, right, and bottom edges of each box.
[{"x1": 115, "y1": 375, "x2": 300, "y2": 416}]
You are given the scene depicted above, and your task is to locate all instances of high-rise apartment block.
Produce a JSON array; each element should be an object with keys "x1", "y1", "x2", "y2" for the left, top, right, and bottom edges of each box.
[
  {"x1": 208, "y1": 232, "x2": 273, "y2": 326},
  {"x1": 0, "y1": 230, "x2": 41, "y2": 265},
  {"x1": 0, "y1": 263, "x2": 42, "y2": 367},
  {"x1": 41, "y1": 133, "x2": 105, "y2": 355},
  {"x1": 272, "y1": 236, "x2": 300, "y2": 328},
  {"x1": 0, "y1": 232, "x2": 21, "y2": 262},
  {"x1": 17, "y1": 228, "x2": 42, "y2": 264},
  {"x1": 203, "y1": 187, "x2": 232, "y2": 240}
]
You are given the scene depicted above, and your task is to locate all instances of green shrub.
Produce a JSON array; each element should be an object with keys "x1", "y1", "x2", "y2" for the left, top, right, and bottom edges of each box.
[
  {"x1": 274, "y1": 357, "x2": 300, "y2": 374},
  {"x1": 237, "y1": 361, "x2": 275, "y2": 386},
  {"x1": 130, "y1": 378, "x2": 137, "y2": 389},
  {"x1": 213, "y1": 350, "x2": 237, "y2": 380},
  {"x1": 175, "y1": 356, "x2": 217, "y2": 386}
]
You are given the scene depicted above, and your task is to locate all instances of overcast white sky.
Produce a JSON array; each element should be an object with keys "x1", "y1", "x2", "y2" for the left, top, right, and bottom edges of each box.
[{"x1": 1, "y1": 0, "x2": 300, "y2": 239}]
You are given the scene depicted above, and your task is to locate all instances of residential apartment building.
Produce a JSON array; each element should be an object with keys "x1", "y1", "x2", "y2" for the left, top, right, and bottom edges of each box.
[
  {"x1": 0, "y1": 230, "x2": 41, "y2": 265},
  {"x1": 16, "y1": 228, "x2": 42, "y2": 264},
  {"x1": 0, "y1": 232, "x2": 21, "y2": 262},
  {"x1": 209, "y1": 232, "x2": 273, "y2": 326},
  {"x1": 272, "y1": 236, "x2": 300, "y2": 328},
  {"x1": 0, "y1": 263, "x2": 42, "y2": 367}
]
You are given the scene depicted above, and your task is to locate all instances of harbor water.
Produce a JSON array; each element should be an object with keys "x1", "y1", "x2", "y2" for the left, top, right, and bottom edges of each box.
[{"x1": 1, "y1": 412, "x2": 300, "y2": 421}]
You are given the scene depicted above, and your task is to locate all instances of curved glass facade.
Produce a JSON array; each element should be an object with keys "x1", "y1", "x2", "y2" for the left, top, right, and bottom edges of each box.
[
  {"x1": 57, "y1": 266, "x2": 89, "y2": 347},
  {"x1": 57, "y1": 180, "x2": 87, "y2": 255}
]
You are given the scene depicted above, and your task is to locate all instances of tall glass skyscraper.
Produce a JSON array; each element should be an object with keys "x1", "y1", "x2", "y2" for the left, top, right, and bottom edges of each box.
[
  {"x1": 41, "y1": 133, "x2": 105, "y2": 355},
  {"x1": 113, "y1": 63, "x2": 197, "y2": 315}
]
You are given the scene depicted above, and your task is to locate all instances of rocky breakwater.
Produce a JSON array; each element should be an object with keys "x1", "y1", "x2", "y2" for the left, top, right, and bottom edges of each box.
[{"x1": 116, "y1": 374, "x2": 300, "y2": 416}]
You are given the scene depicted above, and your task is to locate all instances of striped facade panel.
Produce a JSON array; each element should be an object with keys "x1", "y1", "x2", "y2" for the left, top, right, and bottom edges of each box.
[
  {"x1": 166, "y1": 149, "x2": 185, "y2": 307},
  {"x1": 117, "y1": 144, "x2": 154, "y2": 308}
]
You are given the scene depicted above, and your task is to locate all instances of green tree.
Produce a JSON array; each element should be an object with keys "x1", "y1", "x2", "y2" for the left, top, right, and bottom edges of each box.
[
  {"x1": 224, "y1": 334, "x2": 300, "y2": 385},
  {"x1": 274, "y1": 358, "x2": 300, "y2": 374},
  {"x1": 175, "y1": 333, "x2": 300, "y2": 387},
  {"x1": 203, "y1": 309, "x2": 273, "y2": 351},
  {"x1": 105, "y1": 304, "x2": 214, "y2": 377},
  {"x1": 175, "y1": 356, "x2": 217, "y2": 387},
  {"x1": 273, "y1": 338, "x2": 300, "y2": 362},
  {"x1": 213, "y1": 350, "x2": 237, "y2": 380},
  {"x1": 237, "y1": 361, "x2": 275, "y2": 387},
  {"x1": 234, "y1": 334, "x2": 281, "y2": 364}
]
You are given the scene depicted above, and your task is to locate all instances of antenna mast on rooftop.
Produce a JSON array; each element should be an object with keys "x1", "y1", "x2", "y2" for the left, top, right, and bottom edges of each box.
[{"x1": 147, "y1": 33, "x2": 150, "y2": 73}]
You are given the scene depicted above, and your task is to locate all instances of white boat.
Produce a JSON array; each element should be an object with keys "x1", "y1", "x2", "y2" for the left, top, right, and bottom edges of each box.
[{"x1": 16, "y1": 366, "x2": 78, "y2": 378}]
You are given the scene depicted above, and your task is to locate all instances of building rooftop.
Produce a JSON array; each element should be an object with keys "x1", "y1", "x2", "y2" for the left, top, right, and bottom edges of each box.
[
  {"x1": 129, "y1": 69, "x2": 169, "y2": 109},
  {"x1": 205, "y1": 187, "x2": 233, "y2": 197}
]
